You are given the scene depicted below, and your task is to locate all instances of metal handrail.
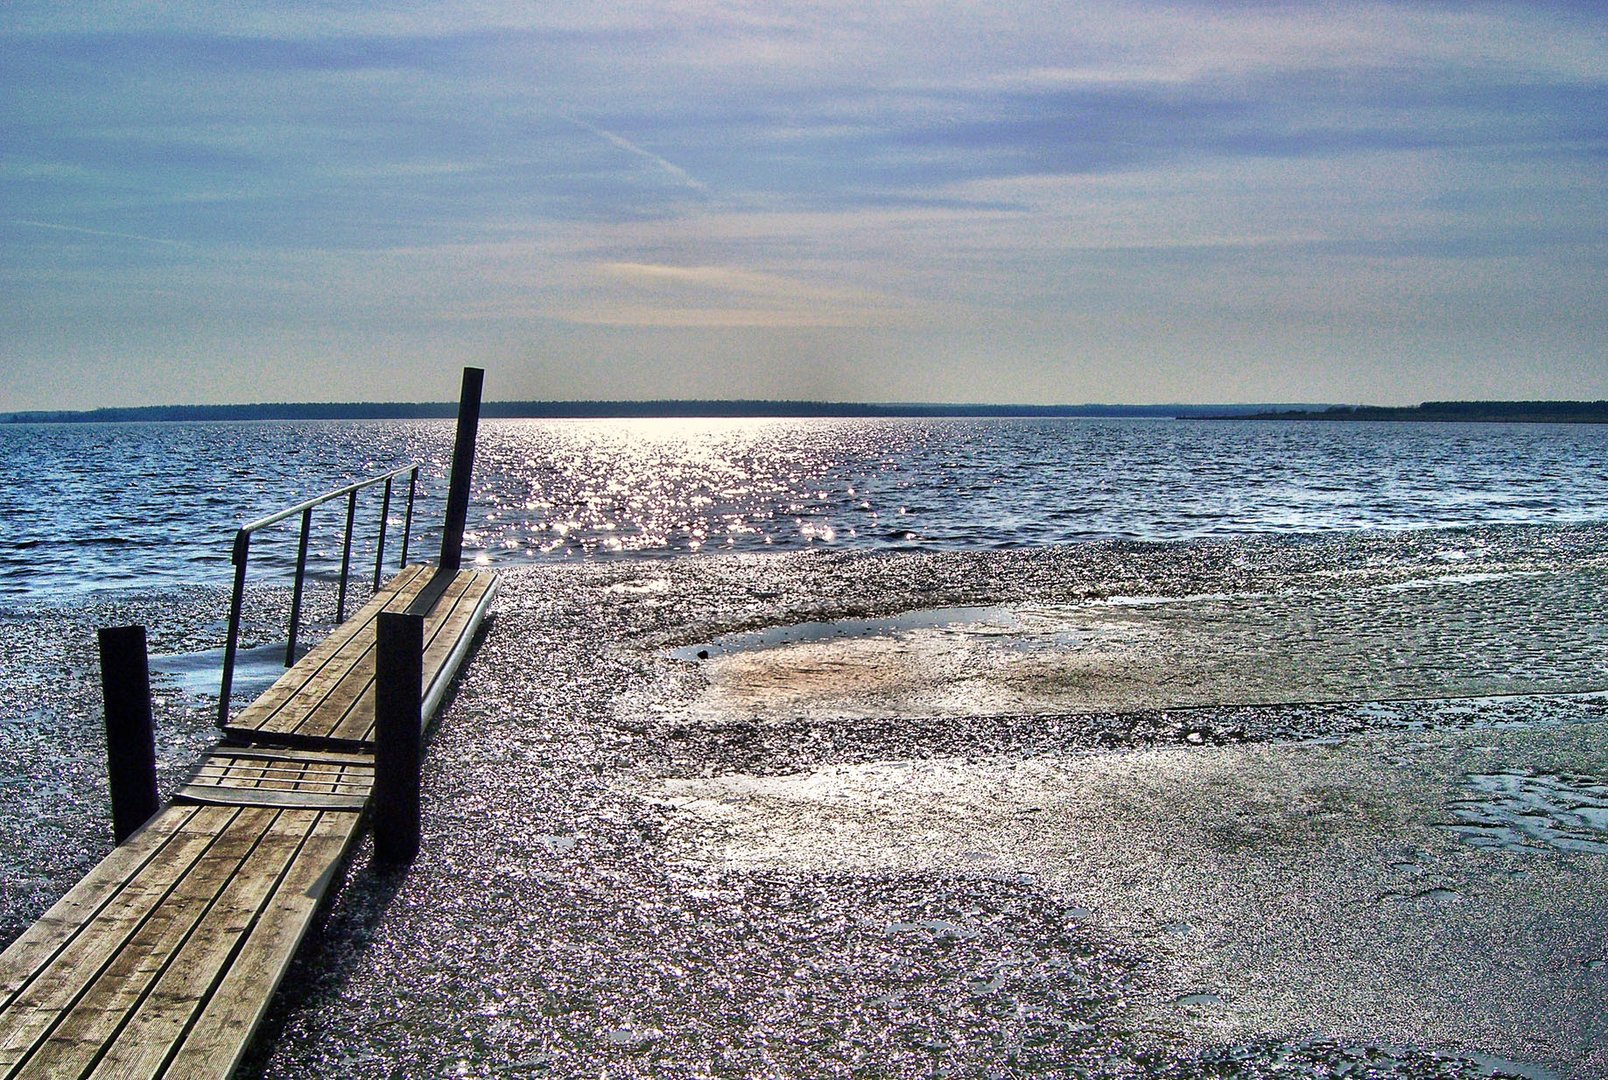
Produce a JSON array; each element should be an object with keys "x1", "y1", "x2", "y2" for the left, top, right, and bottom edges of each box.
[{"x1": 218, "y1": 464, "x2": 420, "y2": 726}]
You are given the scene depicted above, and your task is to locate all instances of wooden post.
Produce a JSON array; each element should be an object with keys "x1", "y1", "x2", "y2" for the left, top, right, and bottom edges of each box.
[
  {"x1": 98, "y1": 625, "x2": 159, "y2": 844},
  {"x1": 373, "y1": 611, "x2": 423, "y2": 864},
  {"x1": 438, "y1": 366, "x2": 484, "y2": 573}
]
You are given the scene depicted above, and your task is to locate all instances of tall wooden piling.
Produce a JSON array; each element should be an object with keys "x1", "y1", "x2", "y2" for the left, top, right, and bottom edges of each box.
[
  {"x1": 97, "y1": 624, "x2": 159, "y2": 844},
  {"x1": 438, "y1": 366, "x2": 484, "y2": 573},
  {"x1": 373, "y1": 611, "x2": 424, "y2": 864}
]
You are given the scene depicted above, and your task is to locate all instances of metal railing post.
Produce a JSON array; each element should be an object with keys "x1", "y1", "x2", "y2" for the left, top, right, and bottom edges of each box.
[
  {"x1": 400, "y1": 467, "x2": 418, "y2": 568},
  {"x1": 336, "y1": 487, "x2": 358, "y2": 622},
  {"x1": 374, "y1": 475, "x2": 394, "y2": 590},
  {"x1": 215, "y1": 462, "x2": 417, "y2": 726},
  {"x1": 218, "y1": 529, "x2": 251, "y2": 728},
  {"x1": 285, "y1": 506, "x2": 313, "y2": 667}
]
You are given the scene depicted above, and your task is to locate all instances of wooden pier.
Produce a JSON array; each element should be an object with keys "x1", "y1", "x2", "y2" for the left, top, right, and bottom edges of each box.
[
  {"x1": 0, "y1": 371, "x2": 497, "y2": 1077},
  {"x1": 223, "y1": 562, "x2": 497, "y2": 751}
]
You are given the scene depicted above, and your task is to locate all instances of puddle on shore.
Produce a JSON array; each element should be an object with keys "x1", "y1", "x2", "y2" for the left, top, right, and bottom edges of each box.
[
  {"x1": 666, "y1": 569, "x2": 1608, "y2": 724},
  {"x1": 1447, "y1": 771, "x2": 1608, "y2": 854},
  {"x1": 150, "y1": 641, "x2": 288, "y2": 702},
  {"x1": 669, "y1": 605, "x2": 1076, "y2": 662},
  {"x1": 1189, "y1": 1039, "x2": 1566, "y2": 1080}
]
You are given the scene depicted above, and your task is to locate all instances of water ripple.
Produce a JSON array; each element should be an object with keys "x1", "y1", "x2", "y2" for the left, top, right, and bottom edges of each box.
[{"x1": 1, "y1": 416, "x2": 1605, "y2": 597}]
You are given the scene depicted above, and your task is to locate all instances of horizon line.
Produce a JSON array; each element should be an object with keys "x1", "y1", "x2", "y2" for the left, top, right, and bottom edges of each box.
[{"x1": 5, "y1": 398, "x2": 1606, "y2": 424}]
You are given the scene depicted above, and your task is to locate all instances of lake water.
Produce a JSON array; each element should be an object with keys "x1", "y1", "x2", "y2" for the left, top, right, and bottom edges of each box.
[{"x1": 2, "y1": 416, "x2": 1605, "y2": 599}]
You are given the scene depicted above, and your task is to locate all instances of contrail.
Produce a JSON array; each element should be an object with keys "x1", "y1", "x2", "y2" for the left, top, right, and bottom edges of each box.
[
  {"x1": 564, "y1": 116, "x2": 709, "y2": 194},
  {"x1": 13, "y1": 219, "x2": 189, "y2": 248}
]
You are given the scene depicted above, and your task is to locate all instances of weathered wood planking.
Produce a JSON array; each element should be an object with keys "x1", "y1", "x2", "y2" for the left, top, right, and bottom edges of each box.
[
  {"x1": 224, "y1": 565, "x2": 498, "y2": 749},
  {"x1": 226, "y1": 563, "x2": 434, "y2": 725},
  {"x1": 0, "y1": 555, "x2": 497, "y2": 1078},
  {"x1": 157, "y1": 811, "x2": 355, "y2": 1078},
  {"x1": 176, "y1": 746, "x2": 375, "y2": 812},
  {"x1": 0, "y1": 804, "x2": 363, "y2": 1079}
]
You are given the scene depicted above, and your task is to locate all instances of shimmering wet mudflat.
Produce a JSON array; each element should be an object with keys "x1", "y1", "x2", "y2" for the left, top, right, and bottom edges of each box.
[
  {"x1": 633, "y1": 729, "x2": 1607, "y2": 1075},
  {"x1": 3, "y1": 526, "x2": 1606, "y2": 1077},
  {"x1": 669, "y1": 568, "x2": 1603, "y2": 720}
]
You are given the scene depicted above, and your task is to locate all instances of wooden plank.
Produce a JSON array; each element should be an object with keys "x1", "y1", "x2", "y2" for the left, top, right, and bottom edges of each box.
[
  {"x1": 224, "y1": 567, "x2": 433, "y2": 736},
  {"x1": 9, "y1": 808, "x2": 278, "y2": 1079},
  {"x1": 228, "y1": 564, "x2": 430, "y2": 725},
  {"x1": 235, "y1": 568, "x2": 490, "y2": 748},
  {"x1": 189, "y1": 758, "x2": 368, "y2": 779},
  {"x1": 322, "y1": 570, "x2": 483, "y2": 744},
  {"x1": 161, "y1": 811, "x2": 362, "y2": 1079},
  {"x1": 182, "y1": 776, "x2": 371, "y2": 799},
  {"x1": 225, "y1": 566, "x2": 436, "y2": 735},
  {"x1": 185, "y1": 754, "x2": 372, "y2": 790},
  {"x1": 184, "y1": 765, "x2": 369, "y2": 793},
  {"x1": 192, "y1": 747, "x2": 375, "y2": 767},
  {"x1": 222, "y1": 568, "x2": 460, "y2": 746},
  {"x1": 0, "y1": 561, "x2": 498, "y2": 1078},
  {"x1": 402, "y1": 566, "x2": 456, "y2": 617},
  {"x1": 421, "y1": 571, "x2": 499, "y2": 723},
  {"x1": 19, "y1": 808, "x2": 285, "y2": 1078},
  {"x1": 332, "y1": 569, "x2": 494, "y2": 744},
  {"x1": 177, "y1": 748, "x2": 373, "y2": 811},
  {"x1": 0, "y1": 806, "x2": 249, "y2": 1075},
  {"x1": 312, "y1": 569, "x2": 478, "y2": 742},
  {"x1": 175, "y1": 787, "x2": 369, "y2": 812},
  {"x1": 79, "y1": 810, "x2": 320, "y2": 1080},
  {"x1": 0, "y1": 808, "x2": 198, "y2": 1011}
]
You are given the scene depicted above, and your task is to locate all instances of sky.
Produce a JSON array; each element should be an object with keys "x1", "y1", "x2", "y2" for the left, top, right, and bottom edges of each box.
[{"x1": 1, "y1": 1, "x2": 1604, "y2": 411}]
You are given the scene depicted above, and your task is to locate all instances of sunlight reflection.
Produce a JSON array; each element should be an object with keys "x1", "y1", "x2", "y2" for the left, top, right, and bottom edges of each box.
[
  {"x1": 433, "y1": 416, "x2": 1608, "y2": 567},
  {"x1": 468, "y1": 418, "x2": 904, "y2": 558}
]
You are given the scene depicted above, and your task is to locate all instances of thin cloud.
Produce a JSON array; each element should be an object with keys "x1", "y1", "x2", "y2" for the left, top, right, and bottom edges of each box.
[
  {"x1": 12, "y1": 219, "x2": 190, "y2": 248},
  {"x1": 575, "y1": 259, "x2": 906, "y2": 328},
  {"x1": 564, "y1": 116, "x2": 709, "y2": 195},
  {"x1": 549, "y1": 304, "x2": 898, "y2": 329}
]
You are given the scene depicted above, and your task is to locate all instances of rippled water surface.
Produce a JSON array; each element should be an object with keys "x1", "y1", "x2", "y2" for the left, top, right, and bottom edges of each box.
[{"x1": 2, "y1": 417, "x2": 1605, "y2": 597}]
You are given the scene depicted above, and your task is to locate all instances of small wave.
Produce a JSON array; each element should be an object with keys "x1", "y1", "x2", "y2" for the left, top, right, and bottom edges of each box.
[{"x1": 4, "y1": 417, "x2": 1608, "y2": 596}]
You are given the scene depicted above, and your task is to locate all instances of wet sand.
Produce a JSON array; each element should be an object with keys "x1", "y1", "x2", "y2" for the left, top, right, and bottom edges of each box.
[{"x1": 3, "y1": 527, "x2": 1606, "y2": 1077}]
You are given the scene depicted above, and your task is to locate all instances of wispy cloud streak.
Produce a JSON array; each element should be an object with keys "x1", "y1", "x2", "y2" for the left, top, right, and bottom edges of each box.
[
  {"x1": 13, "y1": 218, "x2": 189, "y2": 248},
  {"x1": 564, "y1": 116, "x2": 709, "y2": 195}
]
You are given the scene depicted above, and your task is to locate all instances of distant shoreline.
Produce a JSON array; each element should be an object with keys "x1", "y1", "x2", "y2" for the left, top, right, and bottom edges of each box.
[
  {"x1": 2, "y1": 398, "x2": 1604, "y2": 425},
  {"x1": 1, "y1": 400, "x2": 1295, "y2": 424},
  {"x1": 1221, "y1": 401, "x2": 1608, "y2": 424}
]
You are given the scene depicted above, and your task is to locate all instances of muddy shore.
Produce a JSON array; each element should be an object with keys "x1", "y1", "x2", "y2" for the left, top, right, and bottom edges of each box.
[{"x1": 2, "y1": 528, "x2": 1605, "y2": 1077}]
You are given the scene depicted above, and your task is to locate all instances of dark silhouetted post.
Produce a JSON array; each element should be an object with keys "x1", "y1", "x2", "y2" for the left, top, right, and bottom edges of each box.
[
  {"x1": 218, "y1": 528, "x2": 251, "y2": 727},
  {"x1": 285, "y1": 506, "x2": 313, "y2": 666},
  {"x1": 373, "y1": 611, "x2": 423, "y2": 864},
  {"x1": 98, "y1": 625, "x2": 159, "y2": 844},
  {"x1": 438, "y1": 366, "x2": 484, "y2": 573}
]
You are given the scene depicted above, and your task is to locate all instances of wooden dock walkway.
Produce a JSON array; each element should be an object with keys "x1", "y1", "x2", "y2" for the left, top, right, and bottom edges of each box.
[
  {"x1": 224, "y1": 563, "x2": 498, "y2": 750},
  {"x1": 0, "y1": 562, "x2": 498, "y2": 1078}
]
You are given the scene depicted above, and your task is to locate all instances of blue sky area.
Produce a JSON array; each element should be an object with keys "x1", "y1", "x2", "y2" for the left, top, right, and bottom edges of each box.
[{"x1": 2, "y1": 2, "x2": 1603, "y2": 409}]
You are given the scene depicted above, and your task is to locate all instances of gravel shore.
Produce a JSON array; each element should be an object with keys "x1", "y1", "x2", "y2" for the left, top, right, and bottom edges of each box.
[{"x1": 3, "y1": 528, "x2": 1604, "y2": 1077}]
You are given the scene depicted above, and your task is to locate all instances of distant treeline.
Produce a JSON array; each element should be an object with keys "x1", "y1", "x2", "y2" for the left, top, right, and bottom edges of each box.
[
  {"x1": 9, "y1": 398, "x2": 1602, "y2": 424},
  {"x1": 0, "y1": 400, "x2": 1297, "y2": 424},
  {"x1": 1236, "y1": 400, "x2": 1608, "y2": 424}
]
